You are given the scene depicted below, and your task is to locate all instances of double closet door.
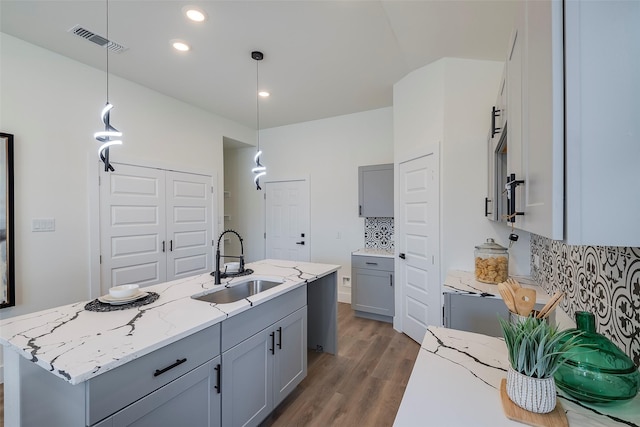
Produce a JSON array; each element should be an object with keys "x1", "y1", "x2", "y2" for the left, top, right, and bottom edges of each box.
[{"x1": 100, "y1": 163, "x2": 214, "y2": 291}]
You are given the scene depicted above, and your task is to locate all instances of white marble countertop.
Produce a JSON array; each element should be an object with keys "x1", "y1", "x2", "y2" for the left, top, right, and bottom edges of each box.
[
  {"x1": 0, "y1": 259, "x2": 339, "y2": 385},
  {"x1": 444, "y1": 269, "x2": 551, "y2": 305},
  {"x1": 394, "y1": 326, "x2": 640, "y2": 427},
  {"x1": 352, "y1": 248, "x2": 394, "y2": 258}
]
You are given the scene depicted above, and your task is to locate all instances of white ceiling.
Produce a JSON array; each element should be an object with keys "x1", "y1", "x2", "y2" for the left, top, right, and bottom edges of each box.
[{"x1": 0, "y1": 0, "x2": 516, "y2": 130}]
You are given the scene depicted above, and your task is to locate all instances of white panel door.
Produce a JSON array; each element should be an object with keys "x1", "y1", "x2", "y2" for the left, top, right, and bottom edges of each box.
[
  {"x1": 166, "y1": 171, "x2": 213, "y2": 279},
  {"x1": 398, "y1": 154, "x2": 440, "y2": 343},
  {"x1": 265, "y1": 180, "x2": 310, "y2": 262},
  {"x1": 100, "y1": 164, "x2": 167, "y2": 290}
]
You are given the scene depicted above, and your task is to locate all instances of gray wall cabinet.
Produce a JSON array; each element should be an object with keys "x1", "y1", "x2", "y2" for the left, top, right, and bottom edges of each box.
[
  {"x1": 351, "y1": 255, "x2": 394, "y2": 323},
  {"x1": 358, "y1": 164, "x2": 394, "y2": 218}
]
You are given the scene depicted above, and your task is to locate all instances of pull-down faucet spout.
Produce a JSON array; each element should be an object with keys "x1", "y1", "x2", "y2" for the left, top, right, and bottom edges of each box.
[{"x1": 214, "y1": 230, "x2": 245, "y2": 285}]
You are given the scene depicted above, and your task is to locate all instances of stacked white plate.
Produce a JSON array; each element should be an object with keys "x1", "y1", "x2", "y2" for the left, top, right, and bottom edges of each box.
[
  {"x1": 99, "y1": 284, "x2": 148, "y2": 305},
  {"x1": 99, "y1": 291, "x2": 148, "y2": 305}
]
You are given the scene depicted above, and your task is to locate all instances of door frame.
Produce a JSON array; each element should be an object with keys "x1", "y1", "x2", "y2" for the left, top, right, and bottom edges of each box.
[
  {"x1": 263, "y1": 176, "x2": 310, "y2": 261},
  {"x1": 88, "y1": 156, "x2": 219, "y2": 298},
  {"x1": 394, "y1": 147, "x2": 441, "y2": 335}
]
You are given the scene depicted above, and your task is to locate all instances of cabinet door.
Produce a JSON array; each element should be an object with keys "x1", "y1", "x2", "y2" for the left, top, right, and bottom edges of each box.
[
  {"x1": 222, "y1": 329, "x2": 272, "y2": 427},
  {"x1": 518, "y1": 0, "x2": 564, "y2": 240},
  {"x1": 358, "y1": 164, "x2": 394, "y2": 217},
  {"x1": 111, "y1": 359, "x2": 220, "y2": 427},
  {"x1": 564, "y1": 0, "x2": 640, "y2": 246},
  {"x1": 352, "y1": 268, "x2": 394, "y2": 316},
  {"x1": 273, "y1": 307, "x2": 307, "y2": 407}
]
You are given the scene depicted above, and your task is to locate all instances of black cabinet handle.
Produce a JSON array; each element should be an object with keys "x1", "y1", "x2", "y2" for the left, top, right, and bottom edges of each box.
[
  {"x1": 214, "y1": 363, "x2": 221, "y2": 394},
  {"x1": 270, "y1": 332, "x2": 275, "y2": 355},
  {"x1": 170, "y1": 240, "x2": 173, "y2": 251},
  {"x1": 365, "y1": 262, "x2": 378, "y2": 266},
  {"x1": 359, "y1": 205, "x2": 362, "y2": 216},
  {"x1": 296, "y1": 241, "x2": 305, "y2": 245},
  {"x1": 162, "y1": 241, "x2": 165, "y2": 252},
  {"x1": 390, "y1": 273, "x2": 393, "y2": 287},
  {"x1": 484, "y1": 197, "x2": 492, "y2": 217},
  {"x1": 506, "y1": 173, "x2": 525, "y2": 223},
  {"x1": 491, "y1": 106, "x2": 502, "y2": 138},
  {"x1": 277, "y1": 327, "x2": 282, "y2": 350},
  {"x1": 154, "y1": 358, "x2": 187, "y2": 377},
  {"x1": 399, "y1": 253, "x2": 406, "y2": 260}
]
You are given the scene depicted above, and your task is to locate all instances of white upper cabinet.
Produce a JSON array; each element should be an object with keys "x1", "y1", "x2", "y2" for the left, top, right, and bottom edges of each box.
[
  {"x1": 564, "y1": 0, "x2": 640, "y2": 246},
  {"x1": 501, "y1": 0, "x2": 639, "y2": 246}
]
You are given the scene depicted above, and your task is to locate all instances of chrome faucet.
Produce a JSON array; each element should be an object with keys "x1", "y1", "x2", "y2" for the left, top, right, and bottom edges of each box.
[{"x1": 214, "y1": 229, "x2": 245, "y2": 285}]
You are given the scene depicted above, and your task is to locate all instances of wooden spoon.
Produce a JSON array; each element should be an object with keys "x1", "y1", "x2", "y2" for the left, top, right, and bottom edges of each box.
[
  {"x1": 537, "y1": 292, "x2": 564, "y2": 319},
  {"x1": 507, "y1": 278, "x2": 521, "y2": 292},
  {"x1": 514, "y1": 287, "x2": 536, "y2": 316},
  {"x1": 498, "y1": 282, "x2": 517, "y2": 313}
]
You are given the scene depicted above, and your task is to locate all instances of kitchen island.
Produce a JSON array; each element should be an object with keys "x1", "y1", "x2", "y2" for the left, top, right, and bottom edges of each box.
[
  {"x1": 394, "y1": 326, "x2": 640, "y2": 427},
  {"x1": 0, "y1": 259, "x2": 339, "y2": 426}
]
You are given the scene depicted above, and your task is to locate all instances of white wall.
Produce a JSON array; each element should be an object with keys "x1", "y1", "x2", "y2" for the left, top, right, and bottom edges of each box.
[
  {"x1": 236, "y1": 108, "x2": 394, "y2": 302},
  {"x1": 394, "y1": 58, "x2": 530, "y2": 288},
  {"x1": 0, "y1": 33, "x2": 254, "y2": 321}
]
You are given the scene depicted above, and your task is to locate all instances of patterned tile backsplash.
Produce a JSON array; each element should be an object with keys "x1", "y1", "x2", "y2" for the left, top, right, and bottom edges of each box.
[
  {"x1": 364, "y1": 217, "x2": 394, "y2": 251},
  {"x1": 531, "y1": 234, "x2": 640, "y2": 365}
]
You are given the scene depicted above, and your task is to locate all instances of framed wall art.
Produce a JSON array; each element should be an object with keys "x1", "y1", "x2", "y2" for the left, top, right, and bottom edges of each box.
[{"x1": 0, "y1": 132, "x2": 14, "y2": 308}]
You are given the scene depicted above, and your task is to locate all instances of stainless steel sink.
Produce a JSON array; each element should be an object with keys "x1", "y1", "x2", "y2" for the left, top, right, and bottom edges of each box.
[{"x1": 193, "y1": 280, "x2": 283, "y2": 304}]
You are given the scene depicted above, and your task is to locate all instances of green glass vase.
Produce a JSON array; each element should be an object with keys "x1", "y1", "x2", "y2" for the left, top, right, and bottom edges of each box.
[{"x1": 554, "y1": 311, "x2": 639, "y2": 405}]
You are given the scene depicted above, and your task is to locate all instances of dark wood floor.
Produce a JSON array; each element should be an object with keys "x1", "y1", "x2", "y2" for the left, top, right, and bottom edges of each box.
[
  {"x1": 0, "y1": 304, "x2": 419, "y2": 427},
  {"x1": 261, "y1": 303, "x2": 420, "y2": 427}
]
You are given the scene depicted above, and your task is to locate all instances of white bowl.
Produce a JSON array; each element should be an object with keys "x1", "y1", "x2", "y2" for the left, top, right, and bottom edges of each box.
[{"x1": 109, "y1": 284, "x2": 140, "y2": 299}]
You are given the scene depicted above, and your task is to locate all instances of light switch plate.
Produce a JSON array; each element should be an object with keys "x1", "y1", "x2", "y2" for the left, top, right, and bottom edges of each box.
[{"x1": 32, "y1": 218, "x2": 55, "y2": 232}]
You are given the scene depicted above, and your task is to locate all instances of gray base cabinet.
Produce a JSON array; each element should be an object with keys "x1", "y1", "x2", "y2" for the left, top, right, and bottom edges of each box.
[
  {"x1": 98, "y1": 357, "x2": 221, "y2": 427},
  {"x1": 221, "y1": 286, "x2": 307, "y2": 427},
  {"x1": 351, "y1": 255, "x2": 394, "y2": 322},
  {"x1": 443, "y1": 293, "x2": 553, "y2": 337},
  {"x1": 221, "y1": 307, "x2": 306, "y2": 427}
]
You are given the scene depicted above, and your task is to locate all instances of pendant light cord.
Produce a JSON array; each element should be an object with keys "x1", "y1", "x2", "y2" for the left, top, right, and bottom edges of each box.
[
  {"x1": 105, "y1": 0, "x2": 110, "y2": 103},
  {"x1": 255, "y1": 58, "x2": 260, "y2": 151}
]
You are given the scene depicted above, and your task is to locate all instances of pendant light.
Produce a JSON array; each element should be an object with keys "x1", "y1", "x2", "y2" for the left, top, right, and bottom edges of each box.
[
  {"x1": 93, "y1": 0, "x2": 122, "y2": 172},
  {"x1": 251, "y1": 51, "x2": 266, "y2": 190}
]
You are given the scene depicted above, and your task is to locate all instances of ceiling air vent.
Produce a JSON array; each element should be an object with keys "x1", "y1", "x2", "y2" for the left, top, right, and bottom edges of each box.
[{"x1": 68, "y1": 25, "x2": 128, "y2": 53}]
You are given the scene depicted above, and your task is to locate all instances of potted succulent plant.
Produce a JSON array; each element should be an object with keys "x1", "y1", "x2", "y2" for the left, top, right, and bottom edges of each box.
[{"x1": 499, "y1": 316, "x2": 588, "y2": 413}]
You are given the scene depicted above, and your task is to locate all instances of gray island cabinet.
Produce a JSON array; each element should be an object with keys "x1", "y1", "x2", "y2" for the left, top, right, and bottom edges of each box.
[{"x1": 1, "y1": 260, "x2": 339, "y2": 427}]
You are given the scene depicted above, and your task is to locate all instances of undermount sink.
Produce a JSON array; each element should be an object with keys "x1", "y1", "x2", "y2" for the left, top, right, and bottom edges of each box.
[{"x1": 192, "y1": 280, "x2": 283, "y2": 304}]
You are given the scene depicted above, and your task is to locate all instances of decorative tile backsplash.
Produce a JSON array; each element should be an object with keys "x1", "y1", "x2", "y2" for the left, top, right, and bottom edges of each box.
[
  {"x1": 364, "y1": 217, "x2": 394, "y2": 251},
  {"x1": 531, "y1": 234, "x2": 640, "y2": 365}
]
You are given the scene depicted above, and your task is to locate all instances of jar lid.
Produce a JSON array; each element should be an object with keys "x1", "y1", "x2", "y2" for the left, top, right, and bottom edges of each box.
[{"x1": 475, "y1": 238, "x2": 508, "y2": 253}]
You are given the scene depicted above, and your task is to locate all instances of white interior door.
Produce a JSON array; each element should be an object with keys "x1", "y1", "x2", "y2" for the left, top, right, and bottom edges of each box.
[
  {"x1": 166, "y1": 171, "x2": 213, "y2": 280},
  {"x1": 100, "y1": 164, "x2": 167, "y2": 291},
  {"x1": 100, "y1": 164, "x2": 214, "y2": 293},
  {"x1": 397, "y1": 154, "x2": 440, "y2": 343},
  {"x1": 265, "y1": 180, "x2": 310, "y2": 261}
]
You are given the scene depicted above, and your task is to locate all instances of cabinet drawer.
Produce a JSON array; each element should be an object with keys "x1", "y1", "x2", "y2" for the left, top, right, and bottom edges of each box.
[
  {"x1": 86, "y1": 324, "x2": 221, "y2": 425},
  {"x1": 351, "y1": 255, "x2": 394, "y2": 271},
  {"x1": 222, "y1": 285, "x2": 306, "y2": 352}
]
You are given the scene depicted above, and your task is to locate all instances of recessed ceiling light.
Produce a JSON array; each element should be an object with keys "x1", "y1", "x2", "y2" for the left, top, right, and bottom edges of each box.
[
  {"x1": 259, "y1": 91, "x2": 270, "y2": 98},
  {"x1": 171, "y1": 40, "x2": 190, "y2": 52},
  {"x1": 183, "y1": 6, "x2": 207, "y2": 22}
]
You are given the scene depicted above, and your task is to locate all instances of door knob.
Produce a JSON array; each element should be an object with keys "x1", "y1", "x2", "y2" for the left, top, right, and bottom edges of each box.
[
  {"x1": 399, "y1": 253, "x2": 406, "y2": 259},
  {"x1": 296, "y1": 241, "x2": 305, "y2": 245}
]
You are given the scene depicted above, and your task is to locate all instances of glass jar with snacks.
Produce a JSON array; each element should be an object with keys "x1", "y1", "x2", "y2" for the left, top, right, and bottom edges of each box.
[{"x1": 474, "y1": 238, "x2": 509, "y2": 284}]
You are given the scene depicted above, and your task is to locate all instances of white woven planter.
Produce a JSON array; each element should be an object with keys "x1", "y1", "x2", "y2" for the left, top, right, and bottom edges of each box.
[{"x1": 506, "y1": 367, "x2": 557, "y2": 413}]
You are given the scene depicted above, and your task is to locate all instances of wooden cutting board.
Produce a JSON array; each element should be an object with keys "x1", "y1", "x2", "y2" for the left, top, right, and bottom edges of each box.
[{"x1": 500, "y1": 379, "x2": 568, "y2": 427}]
